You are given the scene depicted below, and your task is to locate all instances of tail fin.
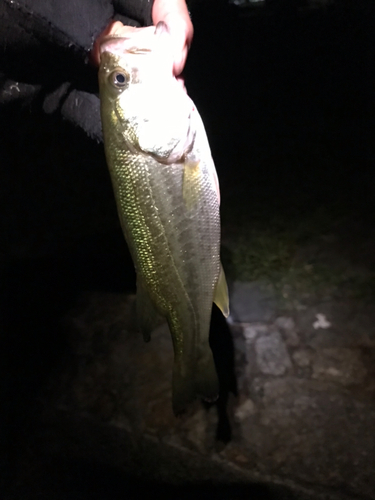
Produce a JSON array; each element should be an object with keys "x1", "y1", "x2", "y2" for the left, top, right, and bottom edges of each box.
[
  {"x1": 172, "y1": 362, "x2": 196, "y2": 416},
  {"x1": 194, "y1": 348, "x2": 219, "y2": 403},
  {"x1": 172, "y1": 349, "x2": 219, "y2": 415}
]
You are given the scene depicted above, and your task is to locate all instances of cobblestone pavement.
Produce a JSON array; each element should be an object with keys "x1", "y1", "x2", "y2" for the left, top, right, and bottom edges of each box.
[{"x1": 23, "y1": 285, "x2": 374, "y2": 500}]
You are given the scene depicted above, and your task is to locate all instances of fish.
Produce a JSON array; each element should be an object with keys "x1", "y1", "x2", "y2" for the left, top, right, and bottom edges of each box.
[{"x1": 98, "y1": 22, "x2": 229, "y2": 415}]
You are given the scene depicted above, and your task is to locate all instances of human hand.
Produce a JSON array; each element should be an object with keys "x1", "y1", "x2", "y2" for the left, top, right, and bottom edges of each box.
[
  {"x1": 91, "y1": 0, "x2": 193, "y2": 79},
  {"x1": 152, "y1": 0, "x2": 193, "y2": 77}
]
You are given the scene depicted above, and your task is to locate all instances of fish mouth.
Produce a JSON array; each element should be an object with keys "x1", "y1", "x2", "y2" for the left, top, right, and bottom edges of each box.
[
  {"x1": 99, "y1": 22, "x2": 168, "y2": 57},
  {"x1": 99, "y1": 33, "x2": 156, "y2": 59}
]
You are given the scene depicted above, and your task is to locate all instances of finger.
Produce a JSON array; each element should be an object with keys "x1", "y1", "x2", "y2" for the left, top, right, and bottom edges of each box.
[
  {"x1": 173, "y1": 46, "x2": 189, "y2": 77},
  {"x1": 165, "y1": 22, "x2": 191, "y2": 76},
  {"x1": 152, "y1": 0, "x2": 193, "y2": 77},
  {"x1": 176, "y1": 75, "x2": 187, "y2": 93}
]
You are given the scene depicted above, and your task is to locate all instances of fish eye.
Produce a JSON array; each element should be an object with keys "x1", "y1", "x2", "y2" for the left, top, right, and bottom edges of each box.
[{"x1": 109, "y1": 69, "x2": 129, "y2": 88}]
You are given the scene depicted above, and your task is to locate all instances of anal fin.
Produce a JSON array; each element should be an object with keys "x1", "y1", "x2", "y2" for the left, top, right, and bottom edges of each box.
[
  {"x1": 136, "y1": 276, "x2": 164, "y2": 342},
  {"x1": 172, "y1": 362, "x2": 196, "y2": 416}
]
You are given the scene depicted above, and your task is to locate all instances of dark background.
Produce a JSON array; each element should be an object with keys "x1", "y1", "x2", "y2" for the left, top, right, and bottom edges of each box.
[{"x1": 1, "y1": 0, "x2": 375, "y2": 498}]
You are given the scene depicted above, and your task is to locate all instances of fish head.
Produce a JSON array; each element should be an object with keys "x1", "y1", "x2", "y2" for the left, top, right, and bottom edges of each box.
[{"x1": 98, "y1": 23, "x2": 195, "y2": 163}]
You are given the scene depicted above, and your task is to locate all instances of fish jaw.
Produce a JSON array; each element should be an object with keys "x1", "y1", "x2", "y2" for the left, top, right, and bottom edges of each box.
[{"x1": 114, "y1": 82, "x2": 196, "y2": 163}]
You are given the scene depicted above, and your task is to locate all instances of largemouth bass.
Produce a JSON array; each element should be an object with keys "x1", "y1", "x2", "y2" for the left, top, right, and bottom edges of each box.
[{"x1": 98, "y1": 22, "x2": 229, "y2": 415}]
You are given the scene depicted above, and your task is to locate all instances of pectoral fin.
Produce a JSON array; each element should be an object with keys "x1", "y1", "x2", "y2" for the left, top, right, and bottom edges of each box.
[
  {"x1": 183, "y1": 160, "x2": 201, "y2": 212},
  {"x1": 214, "y1": 263, "x2": 230, "y2": 318},
  {"x1": 136, "y1": 276, "x2": 164, "y2": 342}
]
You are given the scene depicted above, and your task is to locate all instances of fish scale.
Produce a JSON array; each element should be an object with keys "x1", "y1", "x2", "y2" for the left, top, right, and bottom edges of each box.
[{"x1": 98, "y1": 25, "x2": 229, "y2": 414}]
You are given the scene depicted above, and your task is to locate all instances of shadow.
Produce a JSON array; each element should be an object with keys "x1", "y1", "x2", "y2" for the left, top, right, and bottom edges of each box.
[{"x1": 209, "y1": 304, "x2": 238, "y2": 443}]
